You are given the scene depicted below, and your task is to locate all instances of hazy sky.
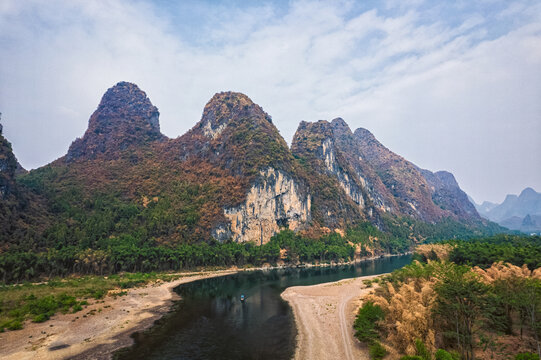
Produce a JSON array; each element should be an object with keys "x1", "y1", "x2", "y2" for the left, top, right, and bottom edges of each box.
[{"x1": 0, "y1": 0, "x2": 540, "y2": 203}]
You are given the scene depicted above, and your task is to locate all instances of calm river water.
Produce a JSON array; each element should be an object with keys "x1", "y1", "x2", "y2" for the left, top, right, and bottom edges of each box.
[{"x1": 116, "y1": 254, "x2": 412, "y2": 360}]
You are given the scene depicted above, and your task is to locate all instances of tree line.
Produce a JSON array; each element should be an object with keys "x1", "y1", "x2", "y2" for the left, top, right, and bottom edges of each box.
[{"x1": 1, "y1": 230, "x2": 365, "y2": 283}]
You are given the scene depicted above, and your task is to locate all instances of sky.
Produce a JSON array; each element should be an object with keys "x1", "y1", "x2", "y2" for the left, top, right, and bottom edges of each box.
[{"x1": 0, "y1": 0, "x2": 540, "y2": 204}]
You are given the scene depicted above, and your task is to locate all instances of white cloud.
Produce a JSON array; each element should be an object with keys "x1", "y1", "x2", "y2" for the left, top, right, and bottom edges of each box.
[{"x1": 0, "y1": 0, "x2": 539, "y2": 202}]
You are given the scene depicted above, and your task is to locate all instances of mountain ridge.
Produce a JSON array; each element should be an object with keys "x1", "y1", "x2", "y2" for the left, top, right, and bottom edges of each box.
[
  {"x1": 3, "y1": 82, "x2": 497, "y2": 251},
  {"x1": 474, "y1": 187, "x2": 541, "y2": 233}
]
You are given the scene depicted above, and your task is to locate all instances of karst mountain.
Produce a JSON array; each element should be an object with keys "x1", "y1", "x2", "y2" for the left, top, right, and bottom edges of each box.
[{"x1": 1, "y1": 82, "x2": 498, "y2": 250}]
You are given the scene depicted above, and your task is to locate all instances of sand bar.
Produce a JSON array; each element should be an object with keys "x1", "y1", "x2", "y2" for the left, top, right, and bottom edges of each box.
[{"x1": 281, "y1": 274, "x2": 383, "y2": 360}]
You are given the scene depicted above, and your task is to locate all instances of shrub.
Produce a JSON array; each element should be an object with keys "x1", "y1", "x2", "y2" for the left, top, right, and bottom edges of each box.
[
  {"x1": 119, "y1": 279, "x2": 145, "y2": 289},
  {"x1": 31, "y1": 296, "x2": 58, "y2": 316},
  {"x1": 366, "y1": 273, "x2": 437, "y2": 355},
  {"x1": 515, "y1": 353, "x2": 540, "y2": 360},
  {"x1": 369, "y1": 341, "x2": 387, "y2": 360},
  {"x1": 435, "y1": 349, "x2": 454, "y2": 360},
  {"x1": 415, "y1": 339, "x2": 432, "y2": 360},
  {"x1": 354, "y1": 301, "x2": 384, "y2": 344},
  {"x1": 401, "y1": 356, "x2": 423, "y2": 360},
  {"x1": 32, "y1": 313, "x2": 49, "y2": 323},
  {"x1": 5, "y1": 319, "x2": 23, "y2": 330},
  {"x1": 91, "y1": 289, "x2": 106, "y2": 299}
]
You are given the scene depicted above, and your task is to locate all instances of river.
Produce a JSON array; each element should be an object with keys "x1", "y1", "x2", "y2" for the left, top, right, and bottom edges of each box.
[{"x1": 115, "y1": 254, "x2": 412, "y2": 359}]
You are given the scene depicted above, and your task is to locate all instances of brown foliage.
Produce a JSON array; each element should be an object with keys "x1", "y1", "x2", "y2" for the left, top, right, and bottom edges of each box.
[
  {"x1": 367, "y1": 278, "x2": 437, "y2": 355},
  {"x1": 473, "y1": 261, "x2": 541, "y2": 283},
  {"x1": 415, "y1": 244, "x2": 454, "y2": 261}
]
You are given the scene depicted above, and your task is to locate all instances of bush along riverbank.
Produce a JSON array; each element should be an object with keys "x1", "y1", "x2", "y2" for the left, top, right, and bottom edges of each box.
[{"x1": 353, "y1": 235, "x2": 541, "y2": 360}]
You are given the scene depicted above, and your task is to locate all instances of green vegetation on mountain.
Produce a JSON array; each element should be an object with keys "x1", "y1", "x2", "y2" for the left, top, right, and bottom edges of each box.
[
  {"x1": 0, "y1": 82, "x2": 506, "y2": 286},
  {"x1": 0, "y1": 120, "x2": 49, "y2": 251}
]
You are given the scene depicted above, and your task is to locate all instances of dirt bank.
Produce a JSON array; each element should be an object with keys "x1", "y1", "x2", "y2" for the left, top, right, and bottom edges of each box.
[{"x1": 0, "y1": 270, "x2": 237, "y2": 360}]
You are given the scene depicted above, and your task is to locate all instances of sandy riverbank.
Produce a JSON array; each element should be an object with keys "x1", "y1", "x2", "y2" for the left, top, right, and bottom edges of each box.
[
  {"x1": 0, "y1": 270, "x2": 237, "y2": 360},
  {"x1": 281, "y1": 274, "x2": 384, "y2": 360}
]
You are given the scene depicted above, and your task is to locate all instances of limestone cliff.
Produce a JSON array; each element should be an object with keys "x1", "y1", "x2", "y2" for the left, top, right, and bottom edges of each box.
[
  {"x1": 291, "y1": 119, "x2": 397, "y2": 229},
  {"x1": 173, "y1": 92, "x2": 312, "y2": 243},
  {"x1": 329, "y1": 118, "x2": 397, "y2": 214},
  {"x1": 214, "y1": 168, "x2": 311, "y2": 244},
  {"x1": 291, "y1": 120, "x2": 364, "y2": 228},
  {"x1": 320, "y1": 138, "x2": 365, "y2": 208}
]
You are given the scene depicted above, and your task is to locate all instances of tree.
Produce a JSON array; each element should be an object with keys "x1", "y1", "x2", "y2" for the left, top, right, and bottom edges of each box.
[
  {"x1": 515, "y1": 278, "x2": 541, "y2": 358},
  {"x1": 433, "y1": 263, "x2": 488, "y2": 360},
  {"x1": 354, "y1": 301, "x2": 385, "y2": 344}
]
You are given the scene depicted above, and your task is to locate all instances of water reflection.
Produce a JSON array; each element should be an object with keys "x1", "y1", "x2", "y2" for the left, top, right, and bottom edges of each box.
[{"x1": 116, "y1": 255, "x2": 411, "y2": 360}]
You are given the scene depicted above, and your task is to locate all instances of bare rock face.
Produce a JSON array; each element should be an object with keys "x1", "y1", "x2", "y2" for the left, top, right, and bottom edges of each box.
[
  {"x1": 328, "y1": 119, "x2": 397, "y2": 214},
  {"x1": 354, "y1": 127, "x2": 447, "y2": 223},
  {"x1": 66, "y1": 82, "x2": 164, "y2": 161},
  {"x1": 419, "y1": 169, "x2": 480, "y2": 220},
  {"x1": 292, "y1": 119, "x2": 481, "y2": 225},
  {"x1": 291, "y1": 119, "x2": 397, "y2": 229},
  {"x1": 214, "y1": 168, "x2": 311, "y2": 244},
  {"x1": 320, "y1": 137, "x2": 365, "y2": 208}
]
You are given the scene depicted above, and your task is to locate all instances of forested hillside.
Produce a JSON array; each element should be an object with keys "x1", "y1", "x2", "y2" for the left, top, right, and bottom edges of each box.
[{"x1": 0, "y1": 82, "x2": 505, "y2": 283}]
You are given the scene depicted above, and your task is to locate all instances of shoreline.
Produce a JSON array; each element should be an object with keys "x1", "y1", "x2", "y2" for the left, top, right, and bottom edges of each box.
[
  {"x1": 281, "y1": 274, "x2": 385, "y2": 360},
  {"x1": 252, "y1": 251, "x2": 412, "y2": 271},
  {"x1": 0, "y1": 270, "x2": 238, "y2": 360},
  {"x1": 0, "y1": 253, "x2": 404, "y2": 360}
]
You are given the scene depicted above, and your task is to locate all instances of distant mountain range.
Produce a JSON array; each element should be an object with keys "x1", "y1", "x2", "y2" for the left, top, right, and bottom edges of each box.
[
  {"x1": 472, "y1": 188, "x2": 541, "y2": 233},
  {"x1": 0, "y1": 82, "x2": 500, "y2": 251}
]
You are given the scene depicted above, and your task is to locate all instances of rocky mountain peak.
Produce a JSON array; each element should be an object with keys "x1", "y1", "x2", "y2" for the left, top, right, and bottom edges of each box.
[
  {"x1": 504, "y1": 194, "x2": 519, "y2": 203},
  {"x1": 433, "y1": 171, "x2": 459, "y2": 188},
  {"x1": 197, "y1": 91, "x2": 271, "y2": 140},
  {"x1": 330, "y1": 117, "x2": 349, "y2": 131},
  {"x1": 354, "y1": 127, "x2": 377, "y2": 142},
  {"x1": 419, "y1": 168, "x2": 480, "y2": 220},
  {"x1": 66, "y1": 82, "x2": 164, "y2": 161},
  {"x1": 173, "y1": 91, "x2": 295, "y2": 181},
  {"x1": 522, "y1": 214, "x2": 536, "y2": 226},
  {"x1": 291, "y1": 118, "x2": 398, "y2": 227},
  {"x1": 96, "y1": 82, "x2": 160, "y2": 128}
]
